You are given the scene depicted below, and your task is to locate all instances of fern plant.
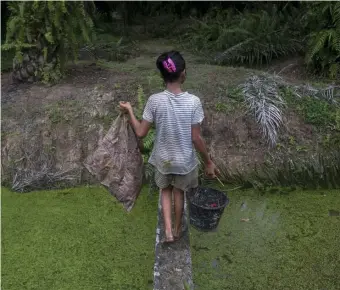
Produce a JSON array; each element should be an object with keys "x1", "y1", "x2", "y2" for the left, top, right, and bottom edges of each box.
[
  {"x1": 304, "y1": 2, "x2": 340, "y2": 79},
  {"x1": 2, "y1": 1, "x2": 95, "y2": 83},
  {"x1": 136, "y1": 84, "x2": 146, "y2": 119},
  {"x1": 136, "y1": 85, "x2": 156, "y2": 192},
  {"x1": 335, "y1": 109, "x2": 340, "y2": 131}
]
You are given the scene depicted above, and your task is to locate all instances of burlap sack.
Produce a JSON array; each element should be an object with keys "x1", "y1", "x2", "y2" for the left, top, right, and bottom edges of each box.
[{"x1": 84, "y1": 113, "x2": 143, "y2": 211}]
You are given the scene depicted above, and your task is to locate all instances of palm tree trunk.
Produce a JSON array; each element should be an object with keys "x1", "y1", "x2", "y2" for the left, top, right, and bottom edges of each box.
[
  {"x1": 12, "y1": 49, "x2": 56, "y2": 82},
  {"x1": 12, "y1": 50, "x2": 42, "y2": 82}
]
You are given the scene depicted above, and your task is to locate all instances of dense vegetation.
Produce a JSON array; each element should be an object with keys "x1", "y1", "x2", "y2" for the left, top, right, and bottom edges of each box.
[
  {"x1": 2, "y1": 1, "x2": 94, "y2": 82},
  {"x1": 1, "y1": 1, "x2": 340, "y2": 191},
  {"x1": 2, "y1": 1, "x2": 339, "y2": 80}
]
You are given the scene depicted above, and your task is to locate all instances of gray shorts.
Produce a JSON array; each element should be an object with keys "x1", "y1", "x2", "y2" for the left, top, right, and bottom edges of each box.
[{"x1": 155, "y1": 166, "x2": 199, "y2": 191}]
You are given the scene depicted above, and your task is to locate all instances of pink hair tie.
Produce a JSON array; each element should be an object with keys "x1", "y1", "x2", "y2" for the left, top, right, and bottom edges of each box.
[{"x1": 162, "y1": 58, "x2": 176, "y2": 73}]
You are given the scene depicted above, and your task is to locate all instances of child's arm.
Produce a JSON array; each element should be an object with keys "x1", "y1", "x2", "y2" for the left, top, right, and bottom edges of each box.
[
  {"x1": 120, "y1": 102, "x2": 151, "y2": 138},
  {"x1": 192, "y1": 124, "x2": 219, "y2": 178},
  {"x1": 191, "y1": 124, "x2": 212, "y2": 165}
]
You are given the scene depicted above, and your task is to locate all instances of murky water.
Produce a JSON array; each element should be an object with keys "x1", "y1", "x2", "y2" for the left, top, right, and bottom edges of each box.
[{"x1": 190, "y1": 189, "x2": 340, "y2": 290}]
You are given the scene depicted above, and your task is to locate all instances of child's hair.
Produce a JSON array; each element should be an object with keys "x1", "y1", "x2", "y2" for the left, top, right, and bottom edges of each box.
[{"x1": 156, "y1": 51, "x2": 186, "y2": 83}]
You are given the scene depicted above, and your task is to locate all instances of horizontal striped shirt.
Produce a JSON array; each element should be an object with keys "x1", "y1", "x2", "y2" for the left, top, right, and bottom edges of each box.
[{"x1": 143, "y1": 90, "x2": 204, "y2": 175}]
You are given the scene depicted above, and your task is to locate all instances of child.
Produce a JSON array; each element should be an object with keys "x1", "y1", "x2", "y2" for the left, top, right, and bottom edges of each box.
[{"x1": 119, "y1": 51, "x2": 218, "y2": 243}]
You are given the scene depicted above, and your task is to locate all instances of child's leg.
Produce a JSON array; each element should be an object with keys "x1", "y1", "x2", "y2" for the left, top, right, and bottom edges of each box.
[
  {"x1": 173, "y1": 167, "x2": 199, "y2": 239},
  {"x1": 173, "y1": 187, "x2": 184, "y2": 238},
  {"x1": 161, "y1": 186, "x2": 174, "y2": 240},
  {"x1": 155, "y1": 169, "x2": 175, "y2": 242}
]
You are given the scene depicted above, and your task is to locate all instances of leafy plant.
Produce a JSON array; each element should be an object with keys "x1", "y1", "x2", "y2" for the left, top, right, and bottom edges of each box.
[
  {"x1": 2, "y1": 1, "x2": 95, "y2": 83},
  {"x1": 136, "y1": 84, "x2": 146, "y2": 119},
  {"x1": 298, "y1": 97, "x2": 334, "y2": 127},
  {"x1": 136, "y1": 85, "x2": 156, "y2": 192},
  {"x1": 240, "y1": 74, "x2": 286, "y2": 147},
  {"x1": 185, "y1": 4, "x2": 303, "y2": 66},
  {"x1": 304, "y1": 2, "x2": 340, "y2": 79},
  {"x1": 282, "y1": 83, "x2": 340, "y2": 128},
  {"x1": 335, "y1": 109, "x2": 340, "y2": 131},
  {"x1": 215, "y1": 102, "x2": 232, "y2": 113}
]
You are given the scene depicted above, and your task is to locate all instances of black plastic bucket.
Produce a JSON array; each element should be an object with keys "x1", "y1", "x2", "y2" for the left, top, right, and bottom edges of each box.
[{"x1": 187, "y1": 187, "x2": 229, "y2": 231}]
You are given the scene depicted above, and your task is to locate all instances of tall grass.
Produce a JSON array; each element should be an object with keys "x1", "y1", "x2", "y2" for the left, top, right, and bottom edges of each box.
[{"x1": 216, "y1": 151, "x2": 340, "y2": 190}]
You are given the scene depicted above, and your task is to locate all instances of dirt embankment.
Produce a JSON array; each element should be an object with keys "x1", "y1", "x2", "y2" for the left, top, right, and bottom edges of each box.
[{"x1": 1, "y1": 56, "x2": 318, "y2": 190}]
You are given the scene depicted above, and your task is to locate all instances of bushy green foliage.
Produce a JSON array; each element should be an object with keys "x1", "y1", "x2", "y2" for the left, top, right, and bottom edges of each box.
[
  {"x1": 180, "y1": 2, "x2": 338, "y2": 77},
  {"x1": 185, "y1": 5, "x2": 303, "y2": 66},
  {"x1": 3, "y1": 2, "x2": 338, "y2": 79},
  {"x1": 304, "y1": 2, "x2": 340, "y2": 79},
  {"x1": 335, "y1": 109, "x2": 340, "y2": 131},
  {"x1": 2, "y1": 1, "x2": 95, "y2": 83},
  {"x1": 0, "y1": 49, "x2": 14, "y2": 72},
  {"x1": 282, "y1": 85, "x2": 340, "y2": 128},
  {"x1": 136, "y1": 84, "x2": 146, "y2": 120},
  {"x1": 136, "y1": 85, "x2": 156, "y2": 187},
  {"x1": 298, "y1": 97, "x2": 334, "y2": 127}
]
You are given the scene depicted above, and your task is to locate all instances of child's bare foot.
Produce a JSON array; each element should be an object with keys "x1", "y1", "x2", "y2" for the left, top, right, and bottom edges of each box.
[
  {"x1": 162, "y1": 230, "x2": 175, "y2": 244},
  {"x1": 173, "y1": 227, "x2": 182, "y2": 241},
  {"x1": 162, "y1": 235, "x2": 175, "y2": 244}
]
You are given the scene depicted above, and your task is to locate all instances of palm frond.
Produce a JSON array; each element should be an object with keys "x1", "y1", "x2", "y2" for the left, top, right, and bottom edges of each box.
[
  {"x1": 137, "y1": 84, "x2": 145, "y2": 120},
  {"x1": 291, "y1": 84, "x2": 340, "y2": 104},
  {"x1": 306, "y1": 30, "x2": 330, "y2": 63},
  {"x1": 190, "y1": 5, "x2": 303, "y2": 66},
  {"x1": 2, "y1": 1, "x2": 95, "y2": 82},
  {"x1": 143, "y1": 129, "x2": 155, "y2": 152},
  {"x1": 240, "y1": 74, "x2": 285, "y2": 147},
  {"x1": 305, "y1": 2, "x2": 340, "y2": 78}
]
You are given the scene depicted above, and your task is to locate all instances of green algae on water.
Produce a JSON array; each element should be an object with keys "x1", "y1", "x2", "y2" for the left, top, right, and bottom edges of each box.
[
  {"x1": 190, "y1": 189, "x2": 340, "y2": 290},
  {"x1": 2, "y1": 186, "x2": 158, "y2": 290}
]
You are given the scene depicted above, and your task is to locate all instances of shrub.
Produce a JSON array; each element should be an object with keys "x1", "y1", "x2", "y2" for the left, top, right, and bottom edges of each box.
[
  {"x1": 2, "y1": 1, "x2": 95, "y2": 83},
  {"x1": 185, "y1": 4, "x2": 304, "y2": 66},
  {"x1": 283, "y1": 84, "x2": 340, "y2": 128},
  {"x1": 298, "y1": 97, "x2": 334, "y2": 127},
  {"x1": 304, "y1": 2, "x2": 340, "y2": 79},
  {"x1": 136, "y1": 85, "x2": 156, "y2": 193}
]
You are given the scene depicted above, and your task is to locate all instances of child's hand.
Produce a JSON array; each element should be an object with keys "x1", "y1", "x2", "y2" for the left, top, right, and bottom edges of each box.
[
  {"x1": 205, "y1": 161, "x2": 219, "y2": 179},
  {"x1": 119, "y1": 101, "x2": 132, "y2": 113}
]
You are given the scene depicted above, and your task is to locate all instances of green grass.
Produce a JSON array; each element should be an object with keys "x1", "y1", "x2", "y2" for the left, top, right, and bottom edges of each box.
[
  {"x1": 296, "y1": 97, "x2": 336, "y2": 127},
  {"x1": 282, "y1": 87, "x2": 338, "y2": 128},
  {"x1": 95, "y1": 39, "x2": 252, "y2": 102},
  {"x1": 1, "y1": 186, "x2": 158, "y2": 290},
  {"x1": 190, "y1": 188, "x2": 340, "y2": 290}
]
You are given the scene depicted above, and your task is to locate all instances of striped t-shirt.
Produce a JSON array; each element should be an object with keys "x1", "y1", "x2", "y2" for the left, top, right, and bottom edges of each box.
[{"x1": 143, "y1": 90, "x2": 204, "y2": 175}]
